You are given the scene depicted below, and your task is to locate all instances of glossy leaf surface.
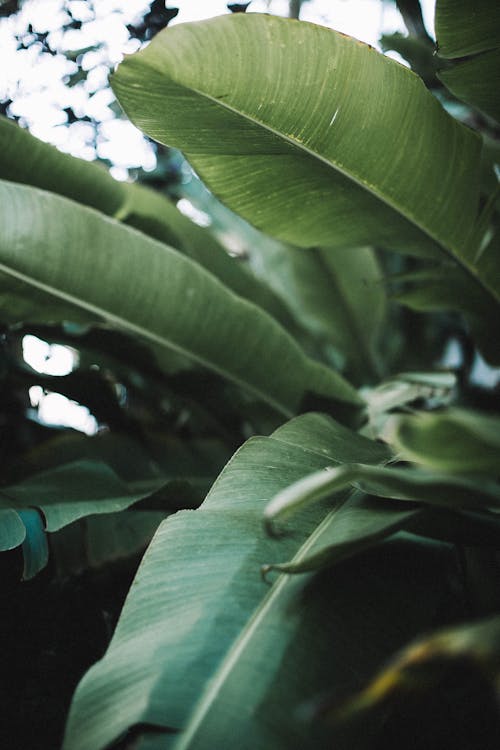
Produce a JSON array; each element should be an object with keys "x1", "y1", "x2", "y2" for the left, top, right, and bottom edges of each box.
[{"x1": 111, "y1": 15, "x2": 484, "y2": 277}]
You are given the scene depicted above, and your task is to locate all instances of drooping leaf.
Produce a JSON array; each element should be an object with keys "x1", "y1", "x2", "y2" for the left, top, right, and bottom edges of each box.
[
  {"x1": 265, "y1": 500, "x2": 500, "y2": 575},
  {"x1": 383, "y1": 408, "x2": 500, "y2": 474},
  {"x1": 0, "y1": 117, "x2": 300, "y2": 327},
  {"x1": 62, "y1": 413, "x2": 393, "y2": 750},
  {"x1": 263, "y1": 462, "x2": 500, "y2": 536},
  {"x1": 0, "y1": 180, "x2": 360, "y2": 416},
  {"x1": 435, "y1": 0, "x2": 500, "y2": 122},
  {"x1": 0, "y1": 115, "x2": 125, "y2": 216},
  {"x1": 0, "y1": 461, "x2": 156, "y2": 533},
  {"x1": 262, "y1": 493, "x2": 423, "y2": 575},
  {"x1": 110, "y1": 14, "x2": 496, "y2": 305},
  {"x1": 0, "y1": 461, "x2": 159, "y2": 576}
]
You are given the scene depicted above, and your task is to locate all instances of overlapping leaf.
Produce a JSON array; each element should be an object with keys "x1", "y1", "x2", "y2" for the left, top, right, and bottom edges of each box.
[
  {"x1": 0, "y1": 179, "x2": 359, "y2": 416},
  {"x1": 63, "y1": 413, "x2": 401, "y2": 750},
  {"x1": 110, "y1": 14, "x2": 498, "y2": 309},
  {"x1": 0, "y1": 461, "x2": 155, "y2": 578},
  {"x1": 435, "y1": 0, "x2": 500, "y2": 122},
  {"x1": 0, "y1": 116, "x2": 295, "y2": 325}
]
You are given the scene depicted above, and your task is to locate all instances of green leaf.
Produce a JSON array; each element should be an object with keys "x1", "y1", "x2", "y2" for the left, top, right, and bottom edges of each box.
[
  {"x1": 435, "y1": 1, "x2": 500, "y2": 122},
  {"x1": 435, "y1": 0, "x2": 500, "y2": 58},
  {"x1": 111, "y1": 14, "x2": 492, "y2": 299},
  {"x1": 122, "y1": 182, "x2": 298, "y2": 330},
  {"x1": 263, "y1": 494, "x2": 422, "y2": 575},
  {"x1": 383, "y1": 408, "x2": 500, "y2": 474},
  {"x1": 169, "y1": 535, "x2": 461, "y2": 750},
  {"x1": 265, "y1": 501, "x2": 500, "y2": 575},
  {"x1": 438, "y1": 50, "x2": 500, "y2": 123},
  {"x1": 264, "y1": 463, "x2": 500, "y2": 536},
  {"x1": 0, "y1": 179, "x2": 359, "y2": 416},
  {"x1": 0, "y1": 461, "x2": 156, "y2": 577},
  {"x1": 62, "y1": 413, "x2": 390, "y2": 750},
  {"x1": 0, "y1": 117, "x2": 297, "y2": 326},
  {"x1": 0, "y1": 461, "x2": 153, "y2": 533},
  {"x1": 0, "y1": 508, "x2": 25, "y2": 551},
  {"x1": 243, "y1": 243, "x2": 386, "y2": 382},
  {"x1": 0, "y1": 115, "x2": 125, "y2": 216}
]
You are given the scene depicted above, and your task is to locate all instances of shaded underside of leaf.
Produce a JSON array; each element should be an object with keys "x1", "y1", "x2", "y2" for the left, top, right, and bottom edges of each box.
[
  {"x1": 250, "y1": 243, "x2": 386, "y2": 381},
  {"x1": 435, "y1": 1, "x2": 500, "y2": 122},
  {"x1": 434, "y1": 0, "x2": 500, "y2": 58},
  {"x1": 383, "y1": 408, "x2": 500, "y2": 474},
  {"x1": 0, "y1": 460, "x2": 152, "y2": 532},
  {"x1": 438, "y1": 49, "x2": 500, "y2": 123}
]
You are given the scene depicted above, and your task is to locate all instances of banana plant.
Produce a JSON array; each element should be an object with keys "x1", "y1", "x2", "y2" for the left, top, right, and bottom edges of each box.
[{"x1": 0, "y1": 2, "x2": 499, "y2": 749}]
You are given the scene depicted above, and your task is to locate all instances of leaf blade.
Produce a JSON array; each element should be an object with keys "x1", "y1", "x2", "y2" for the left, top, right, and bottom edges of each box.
[{"x1": 0, "y1": 179, "x2": 360, "y2": 415}]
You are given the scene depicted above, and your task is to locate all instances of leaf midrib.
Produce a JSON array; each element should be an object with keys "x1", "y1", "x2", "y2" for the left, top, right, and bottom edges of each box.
[
  {"x1": 172, "y1": 501, "x2": 345, "y2": 749},
  {"x1": 124, "y1": 54, "x2": 473, "y2": 267},
  {"x1": 0, "y1": 262, "x2": 294, "y2": 419}
]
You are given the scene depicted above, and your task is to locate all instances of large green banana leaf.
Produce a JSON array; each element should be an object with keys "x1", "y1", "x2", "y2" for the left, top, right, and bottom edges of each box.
[
  {"x1": 435, "y1": 0, "x2": 500, "y2": 122},
  {"x1": 0, "y1": 116, "x2": 295, "y2": 326},
  {"x1": 110, "y1": 15, "x2": 494, "y2": 300},
  {"x1": 0, "y1": 179, "x2": 359, "y2": 416},
  {"x1": 62, "y1": 413, "x2": 461, "y2": 750},
  {"x1": 0, "y1": 460, "x2": 159, "y2": 578}
]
